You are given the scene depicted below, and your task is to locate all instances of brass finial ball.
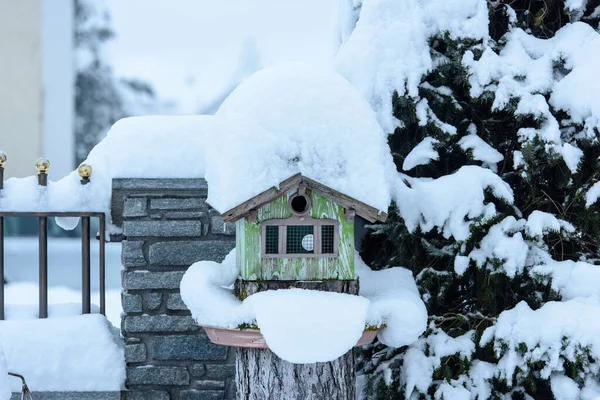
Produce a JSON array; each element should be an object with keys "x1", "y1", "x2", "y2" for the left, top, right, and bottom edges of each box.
[
  {"x1": 78, "y1": 164, "x2": 92, "y2": 179},
  {"x1": 35, "y1": 157, "x2": 50, "y2": 174},
  {"x1": 0, "y1": 151, "x2": 6, "y2": 167}
]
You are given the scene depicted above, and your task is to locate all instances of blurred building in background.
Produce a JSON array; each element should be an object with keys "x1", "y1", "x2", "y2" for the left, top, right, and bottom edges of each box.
[{"x1": 0, "y1": 0, "x2": 74, "y2": 180}]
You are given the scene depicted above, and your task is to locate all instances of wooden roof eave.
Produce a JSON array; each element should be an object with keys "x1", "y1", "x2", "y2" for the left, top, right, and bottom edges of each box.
[{"x1": 216, "y1": 173, "x2": 388, "y2": 223}]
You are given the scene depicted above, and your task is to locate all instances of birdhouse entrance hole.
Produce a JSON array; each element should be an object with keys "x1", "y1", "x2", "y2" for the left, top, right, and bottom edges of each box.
[{"x1": 290, "y1": 193, "x2": 310, "y2": 215}]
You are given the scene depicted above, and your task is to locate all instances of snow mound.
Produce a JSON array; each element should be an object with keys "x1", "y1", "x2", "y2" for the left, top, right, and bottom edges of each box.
[
  {"x1": 180, "y1": 249, "x2": 427, "y2": 363},
  {"x1": 0, "y1": 63, "x2": 393, "y2": 222},
  {"x1": 245, "y1": 289, "x2": 369, "y2": 363},
  {"x1": 0, "y1": 314, "x2": 125, "y2": 392},
  {"x1": 355, "y1": 255, "x2": 427, "y2": 347},
  {"x1": 209, "y1": 62, "x2": 393, "y2": 213},
  {"x1": 0, "y1": 115, "x2": 214, "y2": 220}
]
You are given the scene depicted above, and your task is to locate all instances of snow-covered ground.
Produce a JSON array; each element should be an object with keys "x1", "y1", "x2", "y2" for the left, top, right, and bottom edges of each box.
[{"x1": 3, "y1": 237, "x2": 123, "y2": 327}]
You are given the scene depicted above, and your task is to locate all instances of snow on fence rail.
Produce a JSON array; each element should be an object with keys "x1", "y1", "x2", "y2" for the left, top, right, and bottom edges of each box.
[{"x1": 0, "y1": 153, "x2": 106, "y2": 319}]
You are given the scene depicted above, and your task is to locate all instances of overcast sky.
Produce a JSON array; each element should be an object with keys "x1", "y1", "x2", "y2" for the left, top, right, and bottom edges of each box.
[{"x1": 105, "y1": 0, "x2": 340, "y2": 113}]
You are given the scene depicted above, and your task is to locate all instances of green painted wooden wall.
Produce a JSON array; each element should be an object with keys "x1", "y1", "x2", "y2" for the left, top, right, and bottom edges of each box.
[{"x1": 236, "y1": 189, "x2": 355, "y2": 280}]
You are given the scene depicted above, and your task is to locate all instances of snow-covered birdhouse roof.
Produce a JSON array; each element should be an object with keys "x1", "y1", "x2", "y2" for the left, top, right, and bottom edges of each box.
[{"x1": 217, "y1": 173, "x2": 388, "y2": 223}]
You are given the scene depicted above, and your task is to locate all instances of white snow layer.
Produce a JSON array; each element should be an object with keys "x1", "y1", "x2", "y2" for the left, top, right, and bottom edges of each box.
[
  {"x1": 402, "y1": 137, "x2": 439, "y2": 171},
  {"x1": 464, "y1": 22, "x2": 600, "y2": 172},
  {"x1": 0, "y1": 115, "x2": 214, "y2": 219},
  {"x1": 458, "y1": 134, "x2": 503, "y2": 165},
  {"x1": 0, "y1": 314, "x2": 125, "y2": 392},
  {"x1": 208, "y1": 63, "x2": 393, "y2": 213},
  {"x1": 481, "y1": 297, "x2": 600, "y2": 384},
  {"x1": 0, "y1": 63, "x2": 393, "y2": 221},
  {"x1": 585, "y1": 181, "x2": 600, "y2": 207},
  {"x1": 397, "y1": 166, "x2": 513, "y2": 241},
  {"x1": 402, "y1": 328, "x2": 476, "y2": 398},
  {"x1": 245, "y1": 289, "x2": 369, "y2": 363},
  {"x1": 336, "y1": 0, "x2": 489, "y2": 132},
  {"x1": 0, "y1": 345, "x2": 9, "y2": 400},
  {"x1": 180, "y1": 250, "x2": 427, "y2": 363},
  {"x1": 532, "y1": 260, "x2": 600, "y2": 301}
]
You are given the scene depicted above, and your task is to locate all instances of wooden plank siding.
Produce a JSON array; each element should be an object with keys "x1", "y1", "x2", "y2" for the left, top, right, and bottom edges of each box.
[{"x1": 237, "y1": 189, "x2": 355, "y2": 280}]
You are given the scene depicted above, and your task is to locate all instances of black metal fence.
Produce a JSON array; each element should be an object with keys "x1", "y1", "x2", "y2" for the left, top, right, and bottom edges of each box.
[{"x1": 0, "y1": 154, "x2": 105, "y2": 320}]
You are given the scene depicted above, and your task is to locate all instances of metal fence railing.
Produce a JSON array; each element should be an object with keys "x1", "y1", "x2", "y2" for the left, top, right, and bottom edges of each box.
[{"x1": 0, "y1": 153, "x2": 105, "y2": 320}]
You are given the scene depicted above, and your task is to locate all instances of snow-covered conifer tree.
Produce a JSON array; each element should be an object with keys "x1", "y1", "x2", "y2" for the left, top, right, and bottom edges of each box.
[{"x1": 337, "y1": 0, "x2": 600, "y2": 398}]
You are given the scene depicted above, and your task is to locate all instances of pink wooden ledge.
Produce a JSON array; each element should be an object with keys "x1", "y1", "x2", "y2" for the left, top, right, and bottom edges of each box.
[{"x1": 203, "y1": 326, "x2": 379, "y2": 349}]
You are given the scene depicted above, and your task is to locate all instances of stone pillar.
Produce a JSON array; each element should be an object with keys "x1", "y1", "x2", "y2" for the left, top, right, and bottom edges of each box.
[{"x1": 112, "y1": 179, "x2": 236, "y2": 400}]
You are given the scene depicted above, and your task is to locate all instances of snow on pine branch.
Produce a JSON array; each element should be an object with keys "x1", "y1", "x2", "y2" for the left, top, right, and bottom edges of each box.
[
  {"x1": 463, "y1": 22, "x2": 600, "y2": 173},
  {"x1": 402, "y1": 137, "x2": 439, "y2": 171},
  {"x1": 458, "y1": 133, "x2": 504, "y2": 166},
  {"x1": 532, "y1": 259, "x2": 600, "y2": 301},
  {"x1": 481, "y1": 297, "x2": 600, "y2": 386},
  {"x1": 585, "y1": 181, "x2": 600, "y2": 207},
  {"x1": 336, "y1": 0, "x2": 489, "y2": 133},
  {"x1": 396, "y1": 165, "x2": 513, "y2": 241},
  {"x1": 462, "y1": 212, "x2": 574, "y2": 278}
]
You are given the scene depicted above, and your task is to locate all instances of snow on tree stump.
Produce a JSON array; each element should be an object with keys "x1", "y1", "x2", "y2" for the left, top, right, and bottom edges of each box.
[{"x1": 202, "y1": 174, "x2": 387, "y2": 399}]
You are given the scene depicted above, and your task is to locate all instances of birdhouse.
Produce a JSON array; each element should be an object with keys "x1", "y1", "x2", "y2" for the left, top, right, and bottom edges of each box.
[
  {"x1": 220, "y1": 173, "x2": 388, "y2": 282},
  {"x1": 200, "y1": 173, "x2": 389, "y2": 349}
]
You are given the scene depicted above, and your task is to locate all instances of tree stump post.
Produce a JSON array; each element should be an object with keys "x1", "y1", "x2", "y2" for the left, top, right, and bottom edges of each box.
[
  {"x1": 236, "y1": 348, "x2": 355, "y2": 400},
  {"x1": 234, "y1": 279, "x2": 359, "y2": 400}
]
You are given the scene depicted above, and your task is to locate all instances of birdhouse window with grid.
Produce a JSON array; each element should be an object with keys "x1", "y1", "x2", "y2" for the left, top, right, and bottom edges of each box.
[{"x1": 261, "y1": 191, "x2": 340, "y2": 258}]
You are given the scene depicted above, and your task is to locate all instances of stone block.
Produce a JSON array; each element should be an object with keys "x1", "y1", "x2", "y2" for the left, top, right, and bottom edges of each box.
[
  {"x1": 124, "y1": 391, "x2": 170, "y2": 400},
  {"x1": 195, "y1": 380, "x2": 226, "y2": 389},
  {"x1": 210, "y1": 217, "x2": 236, "y2": 236},
  {"x1": 167, "y1": 293, "x2": 188, "y2": 311},
  {"x1": 149, "y1": 241, "x2": 235, "y2": 265},
  {"x1": 191, "y1": 364, "x2": 206, "y2": 377},
  {"x1": 113, "y1": 178, "x2": 208, "y2": 191},
  {"x1": 124, "y1": 198, "x2": 147, "y2": 217},
  {"x1": 122, "y1": 241, "x2": 146, "y2": 267},
  {"x1": 205, "y1": 364, "x2": 235, "y2": 380},
  {"x1": 164, "y1": 211, "x2": 206, "y2": 219},
  {"x1": 180, "y1": 390, "x2": 224, "y2": 400},
  {"x1": 122, "y1": 293, "x2": 142, "y2": 313},
  {"x1": 124, "y1": 221, "x2": 202, "y2": 238},
  {"x1": 147, "y1": 293, "x2": 163, "y2": 311},
  {"x1": 124, "y1": 315, "x2": 198, "y2": 333},
  {"x1": 8, "y1": 393, "x2": 121, "y2": 399},
  {"x1": 153, "y1": 334, "x2": 228, "y2": 361},
  {"x1": 125, "y1": 344, "x2": 147, "y2": 363},
  {"x1": 151, "y1": 198, "x2": 204, "y2": 210},
  {"x1": 123, "y1": 271, "x2": 184, "y2": 290},
  {"x1": 110, "y1": 178, "x2": 208, "y2": 229},
  {"x1": 127, "y1": 366, "x2": 189, "y2": 386}
]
